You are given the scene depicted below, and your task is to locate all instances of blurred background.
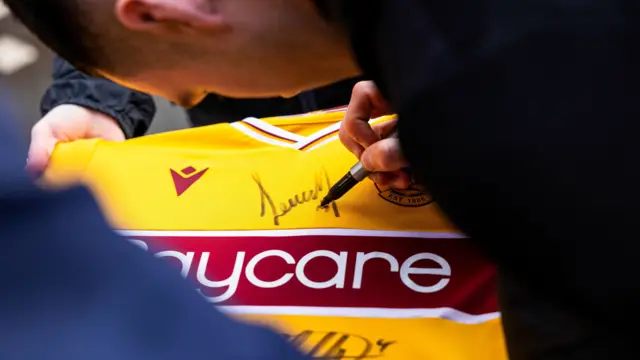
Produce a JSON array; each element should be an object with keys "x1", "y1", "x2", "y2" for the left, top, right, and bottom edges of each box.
[{"x1": 0, "y1": 1, "x2": 189, "y2": 142}]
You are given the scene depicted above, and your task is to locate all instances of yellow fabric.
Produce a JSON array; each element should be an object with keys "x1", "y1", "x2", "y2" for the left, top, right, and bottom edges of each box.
[{"x1": 45, "y1": 109, "x2": 507, "y2": 360}]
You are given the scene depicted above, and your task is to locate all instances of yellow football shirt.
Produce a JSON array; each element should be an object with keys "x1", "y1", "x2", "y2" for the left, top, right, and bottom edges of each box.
[{"x1": 45, "y1": 108, "x2": 507, "y2": 360}]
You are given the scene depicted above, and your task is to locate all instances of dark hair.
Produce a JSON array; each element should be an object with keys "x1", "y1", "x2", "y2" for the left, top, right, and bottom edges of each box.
[{"x1": 4, "y1": 0, "x2": 106, "y2": 75}]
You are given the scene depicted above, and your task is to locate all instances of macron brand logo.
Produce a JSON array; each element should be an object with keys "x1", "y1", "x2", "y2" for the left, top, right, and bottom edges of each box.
[{"x1": 170, "y1": 166, "x2": 208, "y2": 196}]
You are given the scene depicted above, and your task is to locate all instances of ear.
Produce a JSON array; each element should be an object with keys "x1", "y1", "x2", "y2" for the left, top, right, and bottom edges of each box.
[{"x1": 114, "y1": 0, "x2": 226, "y2": 34}]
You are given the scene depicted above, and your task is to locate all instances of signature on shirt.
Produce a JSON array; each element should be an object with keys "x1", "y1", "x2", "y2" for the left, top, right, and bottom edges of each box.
[
  {"x1": 284, "y1": 330, "x2": 396, "y2": 359},
  {"x1": 252, "y1": 169, "x2": 340, "y2": 226}
]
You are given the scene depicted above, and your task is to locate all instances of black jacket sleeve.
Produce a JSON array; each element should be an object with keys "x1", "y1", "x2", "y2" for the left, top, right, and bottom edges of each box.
[
  {"x1": 328, "y1": 0, "x2": 640, "y2": 358},
  {"x1": 0, "y1": 94, "x2": 308, "y2": 360},
  {"x1": 41, "y1": 57, "x2": 156, "y2": 138}
]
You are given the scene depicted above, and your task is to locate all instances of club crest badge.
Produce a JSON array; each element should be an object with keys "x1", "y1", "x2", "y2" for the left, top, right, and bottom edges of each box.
[{"x1": 375, "y1": 183, "x2": 434, "y2": 207}]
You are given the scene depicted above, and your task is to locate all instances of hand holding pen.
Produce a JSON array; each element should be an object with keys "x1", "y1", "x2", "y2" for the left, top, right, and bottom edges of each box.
[
  {"x1": 320, "y1": 81, "x2": 410, "y2": 207},
  {"x1": 320, "y1": 128, "x2": 401, "y2": 207}
]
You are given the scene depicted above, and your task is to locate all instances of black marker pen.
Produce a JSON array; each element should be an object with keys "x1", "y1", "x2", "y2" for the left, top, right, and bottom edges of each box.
[{"x1": 320, "y1": 128, "x2": 399, "y2": 208}]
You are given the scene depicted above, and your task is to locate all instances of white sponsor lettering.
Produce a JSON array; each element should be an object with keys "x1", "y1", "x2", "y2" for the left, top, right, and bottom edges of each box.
[
  {"x1": 128, "y1": 239, "x2": 452, "y2": 303},
  {"x1": 296, "y1": 250, "x2": 348, "y2": 289},
  {"x1": 196, "y1": 252, "x2": 245, "y2": 303},
  {"x1": 246, "y1": 250, "x2": 295, "y2": 288},
  {"x1": 400, "y1": 253, "x2": 451, "y2": 293}
]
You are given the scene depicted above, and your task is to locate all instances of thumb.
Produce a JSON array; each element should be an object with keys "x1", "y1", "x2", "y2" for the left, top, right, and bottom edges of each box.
[
  {"x1": 360, "y1": 138, "x2": 408, "y2": 172},
  {"x1": 27, "y1": 124, "x2": 58, "y2": 174}
]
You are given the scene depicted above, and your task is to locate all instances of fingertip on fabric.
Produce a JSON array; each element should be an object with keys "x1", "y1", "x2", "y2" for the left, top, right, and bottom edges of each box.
[
  {"x1": 25, "y1": 159, "x2": 46, "y2": 179},
  {"x1": 26, "y1": 145, "x2": 52, "y2": 175}
]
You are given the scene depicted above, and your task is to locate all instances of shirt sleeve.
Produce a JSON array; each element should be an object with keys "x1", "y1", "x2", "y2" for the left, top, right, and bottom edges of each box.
[{"x1": 40, "y1": 57, "x2": 156, "y2": 138}]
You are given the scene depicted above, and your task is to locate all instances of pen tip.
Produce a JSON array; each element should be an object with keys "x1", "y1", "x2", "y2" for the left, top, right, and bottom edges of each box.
[{"x1": 318, "y1": 198, "x2": 331, "y2": 209}]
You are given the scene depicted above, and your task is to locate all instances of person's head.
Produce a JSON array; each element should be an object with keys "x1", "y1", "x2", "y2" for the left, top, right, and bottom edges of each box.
[{"x1": 6, "y1": 0, "x2": 360, "y2": 106}]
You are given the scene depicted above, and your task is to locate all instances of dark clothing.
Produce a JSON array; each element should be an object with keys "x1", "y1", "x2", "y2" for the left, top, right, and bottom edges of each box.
[
  {"x1": 42, "y1": 57, "x2": 359, "y2": 138},
  {"x1": 317, "y1": 0, "x2": 640, "y2": 359},
  {"x1": 42, "y1": 58, "x2": 155, "y2": 138},
  {"x1": 0, "y1": 86, "x2": 307, "y2": 360},
  {"x1": 188, "y1": 78, "x2": 358, "y2": 127}
]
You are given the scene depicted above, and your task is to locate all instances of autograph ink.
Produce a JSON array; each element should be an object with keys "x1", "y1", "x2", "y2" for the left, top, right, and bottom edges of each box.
[
  {"x1": 284, "y1": 330, "x2": 396, "y2": 359},
  {"x1": 253, "y1": 169, "x2": 340, "y2": 226}
]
